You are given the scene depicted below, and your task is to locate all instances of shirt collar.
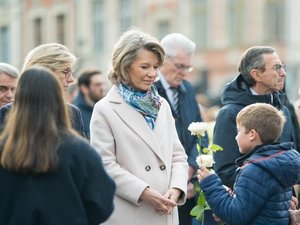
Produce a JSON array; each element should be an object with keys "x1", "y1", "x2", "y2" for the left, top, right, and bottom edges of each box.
[
  {"x1": 249, "y1": 87, "x2": 258, "y2": 95},
  {"x1": 158, "y1": 71, "x2": 187, "y2": 93},
  {"x1": 158, "y1": 71, "x2": 171, "y2": 90},
  {"x1": 250, "y1": 87, "x2": 274, "y2": 103}
]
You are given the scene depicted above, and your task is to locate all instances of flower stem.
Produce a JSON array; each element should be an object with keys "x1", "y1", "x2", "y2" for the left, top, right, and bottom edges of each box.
[{"x1": 197, "y1": 135, "x2": 202, "y2": 155}]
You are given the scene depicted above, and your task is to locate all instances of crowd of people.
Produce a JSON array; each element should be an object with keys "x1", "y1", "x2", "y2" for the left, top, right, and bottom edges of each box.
[{"x1": 0, "y1": 28, "x2": 300, "y2": 225}]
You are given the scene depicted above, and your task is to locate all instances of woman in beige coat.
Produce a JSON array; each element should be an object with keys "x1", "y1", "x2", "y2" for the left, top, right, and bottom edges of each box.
[{"x1": 90, "y1": 29, "x2": 188, "y2": 225}]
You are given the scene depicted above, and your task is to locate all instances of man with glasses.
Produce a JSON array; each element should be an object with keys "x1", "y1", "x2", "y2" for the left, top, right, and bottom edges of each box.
[
  {"x1": 155, "y1": 33, "x2": 208, "y2": 225},
  {"x1": 213, "y1": 46, "x2": 295, "y2": 193}
]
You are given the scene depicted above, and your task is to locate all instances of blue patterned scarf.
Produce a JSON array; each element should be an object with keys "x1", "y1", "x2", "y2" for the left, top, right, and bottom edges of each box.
[{"x1": 117, "y1": 82, "x2": 161, "y2": 129}]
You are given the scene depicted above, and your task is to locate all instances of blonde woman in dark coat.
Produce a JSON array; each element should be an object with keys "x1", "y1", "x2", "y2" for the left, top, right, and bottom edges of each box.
[{"x1": 0, "y1": 43, "x2": 85, "y2": 136}]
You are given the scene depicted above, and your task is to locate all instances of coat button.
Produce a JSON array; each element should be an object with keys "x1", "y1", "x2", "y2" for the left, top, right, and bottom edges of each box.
[
  {"x1": 145, "y1": 165, "x2": 151, "y2": 171},
  {"x1": 160, "y1": 165, "x2": 166, "y2": 170}
]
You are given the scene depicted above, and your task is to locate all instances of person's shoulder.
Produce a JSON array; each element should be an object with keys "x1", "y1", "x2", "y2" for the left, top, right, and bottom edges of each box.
[
  {"x1": 93, "y1": 89, "x2": 118, "y2": 113},
  {"x1": 65, "y1": 135, "x2": 93, "y2": 148},
  {"x1": 72, "y1": 93, "x2": 91, "y2": 109},
  {"x1": 181, "y1": 80, "x2": 194, "y2": 90},
  {"x1": 284, "y1": 146, "x2": 300, "y2": 159},
  {"x1": 67, "y1": 104, "x2": 83, "y2": 121},
  {"x1": 217, "y1": 103, "x2": 241, "y2": 118},
  {"x1": 93, "y1": 97, "x2": 110, "y2": 113},
  {"x1": 0, "y1": 102, "x2": 13, "y2": 112},
  {"x1": 58, "y1": 136, "x2": 105, "y2": 177},
  {"x1": 238, "y1": 161, "x2": 271, "y2": 183},
  {"x1": 159, "y1": 96, "x2": 173, "y2": 113},
  {"x1": 71, "y1": 93, "x2": 80, "y2": 105},
  {"x1": 0, "y1": 103, "x2": 14, "y2": 126},
  {"x1": 159, "y1": 95, "x2": 168, "y2": 104},
  {"x1": 68, "y1": 103, "x2": 80, "y2": 112},
  {"x1": 154, "y1": 79, "x2": 163, "y2": 88},
  {"x1": 60, "y1": 135, "x2": 99, "y2": 159}
]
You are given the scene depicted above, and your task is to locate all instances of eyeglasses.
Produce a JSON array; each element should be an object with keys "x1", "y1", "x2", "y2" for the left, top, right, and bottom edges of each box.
[
  {"x1": 168, "y1": 57, "x2": 193, "y2": 73},
  {"x1": 273, "y1": 64, "x2": 286, "y2": 73},
  {"x1": 62, "y1": 68, "x2": 74, "y2": 79}
]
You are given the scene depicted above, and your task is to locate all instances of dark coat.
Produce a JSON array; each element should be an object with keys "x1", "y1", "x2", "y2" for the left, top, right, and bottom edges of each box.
[
  {"x1": 213, "y1": 74, "x2": 294, "y2": 188},
  {"x1": 0, "y1": 135, "x2": 116, "y2": 225},
  {"x1": 72, "y1": 91, "x2": 93, "y2": 139},
  {"x1": 285, "y1": 98, "x2": 300, "y2": 152},
  {"x1": 201, "y1": 142, "x2": 300, "y2": 225},
  {"x1": 155, "y1": 79, "x2": 208, "y2": 170},
  {"x1": 0, "y1": 102, "x2": 85, "y2": 137}
]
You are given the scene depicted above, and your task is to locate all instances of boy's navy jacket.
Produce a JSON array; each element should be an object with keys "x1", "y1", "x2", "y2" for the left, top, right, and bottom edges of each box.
[{"x1": 201, "y1": 142, "x2": 300, "y2": 225}]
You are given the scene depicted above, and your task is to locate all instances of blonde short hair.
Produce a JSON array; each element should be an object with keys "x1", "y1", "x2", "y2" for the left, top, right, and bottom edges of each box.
[
  {"x1": 236, "y1": 103, "x2": 286, "y2": 144},
  {"x1": 22, "y1": 43, "x2": 77, "y2": 73},
  {"x1": 108, "y1": 28, "x2": 165, "y2": 84}
]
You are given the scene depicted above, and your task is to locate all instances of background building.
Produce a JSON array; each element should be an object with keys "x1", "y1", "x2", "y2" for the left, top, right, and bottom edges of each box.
[{"x1": 1, "y1": 0, "x2": 300, "y2": 102}]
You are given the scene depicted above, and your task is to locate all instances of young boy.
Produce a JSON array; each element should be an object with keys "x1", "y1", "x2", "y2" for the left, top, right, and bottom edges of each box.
[{"x1": 198, "y1": 103, "x2": 300, "y2": 225}]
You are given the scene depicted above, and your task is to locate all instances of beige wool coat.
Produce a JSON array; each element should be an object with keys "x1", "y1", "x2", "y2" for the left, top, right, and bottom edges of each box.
[{"x1": 90, "y1": 86, "x2": 188, "y2": 225}]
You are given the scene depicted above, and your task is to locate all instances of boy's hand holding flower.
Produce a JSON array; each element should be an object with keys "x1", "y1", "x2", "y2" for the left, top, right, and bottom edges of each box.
[{"x1": 197, "y1": 165, "x2": 212, "y2": 181}]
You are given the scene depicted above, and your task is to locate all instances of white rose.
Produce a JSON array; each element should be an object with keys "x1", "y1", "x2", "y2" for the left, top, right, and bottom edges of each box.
[
  {"x1": 196, "y1": 154, "x2": 213, "y2": 168},
  {"x1": 188, "y1": 122, "x2": 207, "y2": 137}
]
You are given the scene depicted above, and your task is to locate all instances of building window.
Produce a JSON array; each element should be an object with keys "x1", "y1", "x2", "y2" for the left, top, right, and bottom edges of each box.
[
  {"x1": 193, "y1": 0, "x2": 208, "y2": 49},
  {"x1": 0, "y1": 26, "x2": 9, "y2": 62},
  {"x1": 265, "y1": 0, "x2": 285, "y2": 43},
  {"x1": 93, "y1": 0, "x2": 105, "y2": 52},
  {"x1": 34, "y1": 17, "x2": 42, "y2": 46},
  {"x1": 157, "y1": 20, "x2": 170, "y2": 40},
  {"x1": 227, "y1": 0, "x2": 244, "y2": 46},
  {"x1": 119, "y1": 0, "x2": 132, "y2": 33},
  {"x1": 56, "y1": 14, "x2": 65, "y2": 44}
]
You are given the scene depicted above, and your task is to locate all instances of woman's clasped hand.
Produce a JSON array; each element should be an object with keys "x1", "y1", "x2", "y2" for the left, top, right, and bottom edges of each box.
[{"x1": 140, "y1": 187, "x2": 182, "y2": 215}]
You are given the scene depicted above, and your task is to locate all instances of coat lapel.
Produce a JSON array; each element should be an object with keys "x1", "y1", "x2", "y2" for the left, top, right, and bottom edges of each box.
[{"x1": 107, "y1": 86, "x2": 164, "y2": 161}]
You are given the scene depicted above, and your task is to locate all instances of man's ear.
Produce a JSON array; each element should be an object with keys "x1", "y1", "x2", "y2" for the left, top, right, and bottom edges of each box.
[{"x1": 250, "y1": 69, "x2": 263, "y2": 82}]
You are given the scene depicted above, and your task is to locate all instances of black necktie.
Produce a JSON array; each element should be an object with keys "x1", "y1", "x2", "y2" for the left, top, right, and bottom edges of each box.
[{"x1": 170, "y1": 87, "x2": 178, "y2": 115}]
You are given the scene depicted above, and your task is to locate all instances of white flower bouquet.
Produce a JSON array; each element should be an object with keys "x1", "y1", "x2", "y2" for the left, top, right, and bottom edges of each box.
[{"x1": 188, "y1": 122, "x2": 223, "y2": 224}]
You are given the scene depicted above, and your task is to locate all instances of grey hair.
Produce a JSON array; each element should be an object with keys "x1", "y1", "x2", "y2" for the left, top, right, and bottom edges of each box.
[
  {"x1": 0, "y1": 62, "x2": 20, "y2": 78},
  {"x1": 108, "y1": 28, "x2": 165, "y2": 84},
  {"x1": 238, "y1": 46, "x2": 276, "y2": 86},
  {"x1": 160, "y1": 33, "x2": 196, "y2": 58}
]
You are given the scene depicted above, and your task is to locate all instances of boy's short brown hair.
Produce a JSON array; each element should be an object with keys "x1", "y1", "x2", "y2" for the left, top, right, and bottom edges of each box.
[{"x1": 236, "y1": 103, "x2": 286, "y2": 144}]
